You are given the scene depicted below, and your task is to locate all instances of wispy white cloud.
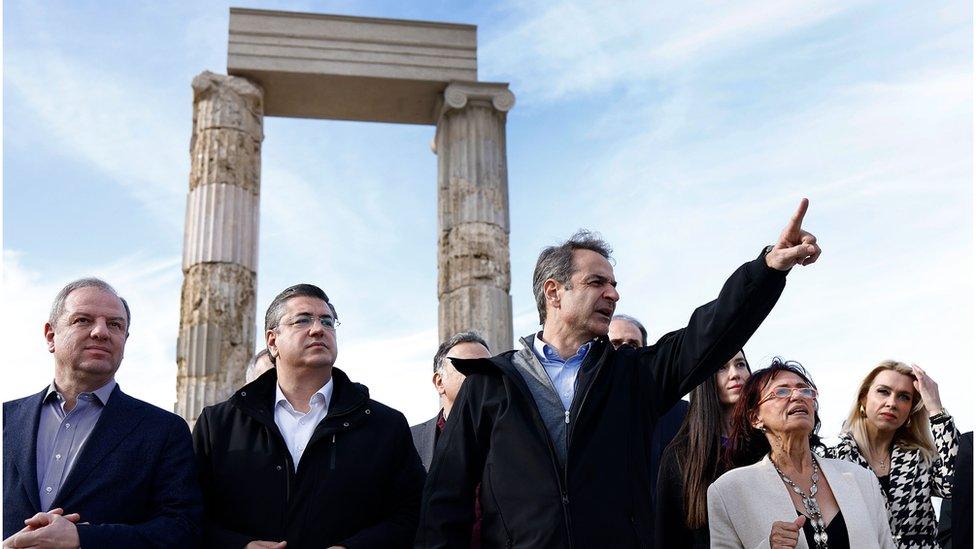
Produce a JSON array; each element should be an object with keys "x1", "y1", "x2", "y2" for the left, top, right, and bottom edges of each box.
[
  {"x1": 481, "y1": 0, "x2": 866, "y2": 103},
  {"x1": 4, "y1": 52, "x2": 190, "y2": 231}
]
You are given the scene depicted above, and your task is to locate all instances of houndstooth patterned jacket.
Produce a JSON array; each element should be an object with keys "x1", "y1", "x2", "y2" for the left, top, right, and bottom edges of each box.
[{"x1": 826, "y1": 414, "x2": 959, "y2": 549}]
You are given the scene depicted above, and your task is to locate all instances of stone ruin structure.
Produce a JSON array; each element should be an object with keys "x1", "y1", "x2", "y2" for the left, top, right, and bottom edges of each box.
[{"x1": 176, "y1": 8, "x2": 516, "y2": 425}]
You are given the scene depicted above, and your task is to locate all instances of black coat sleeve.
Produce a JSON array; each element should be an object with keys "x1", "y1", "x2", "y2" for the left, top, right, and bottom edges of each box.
[
  {"x1": 340, "y1": 413, "x2": 426, "y2": 549},
  {"x1": 415, "y1": 376, "x2": 491, "y2": 549},
  {"x1": 640, "y1": 254, "x2": 787, "y2": 415},
  {"x1": 192, "y1": 408, "x2": 255, "y2": 548}
]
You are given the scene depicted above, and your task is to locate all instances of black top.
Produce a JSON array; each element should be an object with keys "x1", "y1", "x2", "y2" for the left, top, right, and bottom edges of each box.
[
  {"x1": 654, "y1": 441, "x2": 711, "y2": 548},
  {"x1": 877, "y1": 473, "x2": 891, "y2": 495},
  {"x1": 799, "y1": 510, "x2": 850, "y2": 549}
]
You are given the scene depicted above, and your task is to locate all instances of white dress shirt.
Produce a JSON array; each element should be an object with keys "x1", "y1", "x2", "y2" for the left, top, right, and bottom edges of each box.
[{"x1": 274, "y1": 378, "x2": 334, "y2": 470}]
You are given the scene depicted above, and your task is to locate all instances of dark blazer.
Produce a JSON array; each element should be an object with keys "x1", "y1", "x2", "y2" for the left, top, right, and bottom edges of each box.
[
  {"x1": 938, "y1": 431, "x2": 973, "y2": 549},
  {"x1": 3, "y1": 384, "x2": 203, "y2": 546},
  {"x1": 193, "y1": 367, "x2": 426, "y2": 548},
  {"x1": 411, "y1": 414, "x2": 440, "y2": 471},
  {"x1": 416, "y1": 254, "x2": 786, "y2": 549}
]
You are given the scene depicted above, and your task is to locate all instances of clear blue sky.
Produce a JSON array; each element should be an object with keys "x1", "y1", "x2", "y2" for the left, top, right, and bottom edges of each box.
[{"x1": 3, "y1": 0, "x2": 972, "y2": 434}]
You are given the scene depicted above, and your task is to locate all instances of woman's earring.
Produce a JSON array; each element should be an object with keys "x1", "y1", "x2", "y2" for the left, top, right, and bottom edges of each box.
[{"x1": 859, "y1": 404, "x2": 866, "y2": 417}]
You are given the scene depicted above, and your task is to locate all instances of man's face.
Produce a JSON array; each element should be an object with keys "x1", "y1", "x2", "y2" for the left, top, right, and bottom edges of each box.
[
  {"x1": 435, "y1": 341, "x2": 491, "y2": 411},
  {"x1": 267, "y1": 296, "x2": 338, "y2": 371},
  {"x1": 608, "y1": 319, "x2": 643, "y2": 349},
  {"x1": 550, "y1": 249, "x2": 619, "y2": 339},
  {"x1": 45, "y1": 287, "x2": 128, "y2": 381}
]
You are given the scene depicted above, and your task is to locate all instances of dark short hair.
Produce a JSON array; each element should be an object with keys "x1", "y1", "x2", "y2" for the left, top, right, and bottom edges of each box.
[
  {"x1": 433, "y1": 331, "x2": 490, "y2": 373},
  {"x1": 611, "y1": 314, "x2": 647, "y2": 346},
  {"x1": 726, "y1": 357, "x2": 824, "y2": 467},
  {"x1": 532, "y1": 230, "x2": 613, "y2": 324},
  {"x1": 264, "y1": 283, "x2": 338, "y2": 333},
  {"x1": 49, "y1": 277, "x2": 131, "y2": 333}
]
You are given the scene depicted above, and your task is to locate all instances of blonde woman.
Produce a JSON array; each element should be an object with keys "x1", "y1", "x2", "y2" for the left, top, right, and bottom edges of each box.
[{"x1": 827, "y1": 361, "x2": 958, "y2": 549}]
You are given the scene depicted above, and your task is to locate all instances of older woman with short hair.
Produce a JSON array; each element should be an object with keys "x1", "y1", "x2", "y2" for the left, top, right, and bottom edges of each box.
[
  {"x1": 707, "y1": 359, "x2": 894, "y2": 549},
  {"x1": 827, "y1": 361, "x2": 958, "y2": 549}
]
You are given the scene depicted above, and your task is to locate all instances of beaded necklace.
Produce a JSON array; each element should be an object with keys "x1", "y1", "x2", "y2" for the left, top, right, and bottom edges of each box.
[{"x1": 772, "y1": 454, "x2": 828, "y2": 549}]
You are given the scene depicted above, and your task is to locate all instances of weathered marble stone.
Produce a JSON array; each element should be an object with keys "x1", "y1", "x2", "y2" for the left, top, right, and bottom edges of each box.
[
  {"x1": 436, "y1": 82, "x2": 516, "y2": 354},
  {"x1": 177, "y1": 72, "x2": 263, "y2": 427}
]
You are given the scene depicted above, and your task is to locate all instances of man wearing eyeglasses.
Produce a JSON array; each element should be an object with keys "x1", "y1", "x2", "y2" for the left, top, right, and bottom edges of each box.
[{"x1": 193, "y1": 284, "x2": 425, "y2": 549}]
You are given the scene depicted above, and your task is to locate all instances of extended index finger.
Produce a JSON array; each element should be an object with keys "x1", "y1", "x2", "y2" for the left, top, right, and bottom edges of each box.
[{"x1": 786, "y1": 198, "x2": 810, "y2": 232}]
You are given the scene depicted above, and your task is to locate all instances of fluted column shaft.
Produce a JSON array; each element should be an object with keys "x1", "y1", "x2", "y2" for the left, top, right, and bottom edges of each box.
[
  {"x1": 176, "y1": 71, "x2": 264, "y2": 427},
  {"x1": 436, "y1": 82, "x2": 516, "y2": 354}
]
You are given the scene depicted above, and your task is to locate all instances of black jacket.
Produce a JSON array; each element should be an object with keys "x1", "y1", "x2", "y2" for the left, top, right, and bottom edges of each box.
[
  {"x1": 193, "y1": 367, "x2": 426, "y2": 549},
  {"x1": 416, "y1": 255, "x2": 786, "y2": 549}
]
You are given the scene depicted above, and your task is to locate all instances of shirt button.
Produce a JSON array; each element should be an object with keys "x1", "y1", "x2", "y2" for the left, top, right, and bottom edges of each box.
[
  {"x1": 299, "y1": 420, "x2": 305, "y2": 426},
  {"x1": 55, "y1": 454, "x2": 62, "y2": 460},
  {"x1": 64, "y1": 423, "x2": 71, "y2": 429},
  {"x1": 298, "y1": 445, "x2": 304, "y2": 451},
  {"x1": 45, "y1": 487, "x2": 53, "y2": 493}
]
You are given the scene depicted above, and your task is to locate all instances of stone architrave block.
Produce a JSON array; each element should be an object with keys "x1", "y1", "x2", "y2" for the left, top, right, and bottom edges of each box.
[{"x1": 227, "y1": 8, "x2": 477, "y2": 124}]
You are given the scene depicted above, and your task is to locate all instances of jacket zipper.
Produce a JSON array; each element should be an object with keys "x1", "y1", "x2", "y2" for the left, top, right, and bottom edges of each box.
[
  {"x1": 567, "y1": 343, "x2": 609, "y2": 447},
  {"x1": 329, "y1": 433, "x2": 337, "y2": 470},
  {"x1": 510, "y1": 341, "x2": 577, "y2": 548},
  {"x1": 561, "y1": 342, "x2": 610, "y2": 546}
]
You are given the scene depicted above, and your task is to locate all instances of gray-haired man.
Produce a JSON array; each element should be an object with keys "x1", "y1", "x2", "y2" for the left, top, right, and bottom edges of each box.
[
  {"x1": 418, "y1": 200, "x2": 821, "y2": 548},
  {"x1": 3, "y1": 278, "x2": 202, "y2": 548},
  {"x1": 244, "y1": 349, "x2": 274, "y2": 384},
  {"x1": 411, "y1": 332, "x2": 491, "y2": 471}
]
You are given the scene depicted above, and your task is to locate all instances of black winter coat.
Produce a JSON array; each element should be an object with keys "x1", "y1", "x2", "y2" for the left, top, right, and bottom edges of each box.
[
  {"x1": 193, "y1": 367, "x2": 426, "y2": 548},
  {"x1": 416, "y1": 255, "x2": 786, "y2": 549}
]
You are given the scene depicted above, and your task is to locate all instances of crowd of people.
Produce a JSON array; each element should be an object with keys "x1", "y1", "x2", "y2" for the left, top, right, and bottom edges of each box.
[{"x1": 3, "y1": 199, "x2": 971, "y2": 549}]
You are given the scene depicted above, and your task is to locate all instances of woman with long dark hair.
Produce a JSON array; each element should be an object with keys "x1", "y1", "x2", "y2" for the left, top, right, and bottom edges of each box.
[
  {"x1": 708, "y1": 358, "x2": 893, "y2": 549},
  {"x1": 654, "y1": 350, "x2": 750, "y2": 548}
]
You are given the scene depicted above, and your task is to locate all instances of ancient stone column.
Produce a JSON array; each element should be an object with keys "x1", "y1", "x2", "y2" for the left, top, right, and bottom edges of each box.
[
  {"x1": 176, "y1": 71, "x2": 264, "y2": 427},
  {"x1": 435, "y1": 82, "x2": 516, "y2": 354}
]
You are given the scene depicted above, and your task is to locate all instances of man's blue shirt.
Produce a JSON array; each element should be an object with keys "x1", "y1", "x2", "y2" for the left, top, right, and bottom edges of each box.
[{"x1": 532, "y1": 334, "x2": 592, "y2": 411}]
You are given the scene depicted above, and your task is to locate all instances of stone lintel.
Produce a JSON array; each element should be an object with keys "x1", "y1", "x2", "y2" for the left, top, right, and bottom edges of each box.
[{"x1": 227, "y1": 8, "x2": 478, "y2": 125}]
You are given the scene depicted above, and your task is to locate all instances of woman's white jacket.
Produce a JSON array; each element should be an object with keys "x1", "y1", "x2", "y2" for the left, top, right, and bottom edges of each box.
[{"x1": 707, "y1": 454, "x2": 895, "y2": 549}]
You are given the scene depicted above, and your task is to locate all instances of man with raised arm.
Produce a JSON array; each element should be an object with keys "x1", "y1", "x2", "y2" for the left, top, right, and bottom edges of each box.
[{"x1": 416, "y1": 200, "x2": 820, "y2": 548}]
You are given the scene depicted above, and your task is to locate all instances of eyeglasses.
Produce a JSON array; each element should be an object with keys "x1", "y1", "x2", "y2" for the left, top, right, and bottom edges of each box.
[
  {"x1": 285, "y1": 315, "x2": 340, "y2": 331},
  {"x1": 762, "y1": 386, "x2": 818, "y2": 402}
]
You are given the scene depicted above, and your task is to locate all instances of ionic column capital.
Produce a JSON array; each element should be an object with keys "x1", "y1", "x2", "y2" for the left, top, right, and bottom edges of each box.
[{"x1": 440, "y1": 81, "x2": 516, "y2": 117}]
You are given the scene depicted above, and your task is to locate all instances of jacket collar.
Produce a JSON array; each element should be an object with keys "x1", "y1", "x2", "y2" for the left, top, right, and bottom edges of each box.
[
  {"x1": 758, "y1": 453, "x2": 877, "y2": 548},
  {"x1": 449, "y1": 333, "x2": 611, "y2": 379},
  {"x1": 232, "y1": 366, "x2": 369, "y2": 420}
]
